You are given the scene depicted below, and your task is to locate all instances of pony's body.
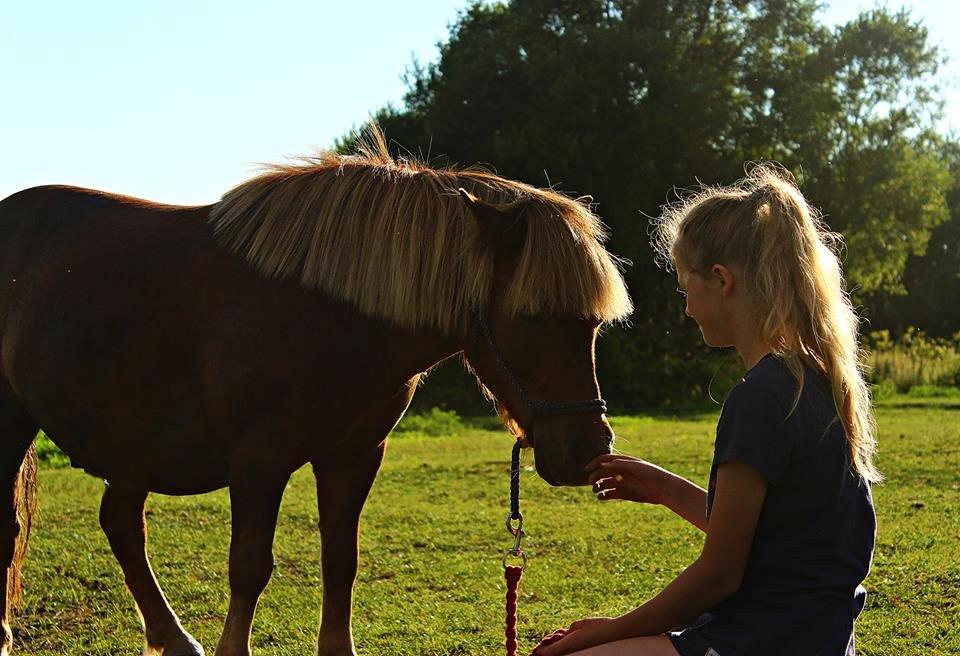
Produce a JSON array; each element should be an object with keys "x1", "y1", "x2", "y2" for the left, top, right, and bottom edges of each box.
[
  {"x1": 1, "y1": 186, "x2": 445, "y2": 494},
  {"x1": 0, "y1": 130, "x2": 631, "y2": 656}
]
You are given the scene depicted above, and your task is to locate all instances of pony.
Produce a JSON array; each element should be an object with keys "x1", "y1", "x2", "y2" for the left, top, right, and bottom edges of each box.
[{"x1": 0, "y1": 127, "x2": 632, "y2": 656}]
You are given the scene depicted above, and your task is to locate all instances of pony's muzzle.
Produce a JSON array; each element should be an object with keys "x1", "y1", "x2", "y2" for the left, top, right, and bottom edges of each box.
[{"x1": 531, "y1": 415, "x2": 613, "y2": 487}]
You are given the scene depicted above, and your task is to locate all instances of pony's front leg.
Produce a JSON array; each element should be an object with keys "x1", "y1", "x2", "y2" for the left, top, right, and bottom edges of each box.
[
  {"x1": 313, "y1": 443, "x2": 385, "y2": 656},
  {"x1": 99, "y1": 484, "x2": 204, "y2": 656},
  {"x1": 213, "y1": 466, "x2": 290, "y2": 656}
]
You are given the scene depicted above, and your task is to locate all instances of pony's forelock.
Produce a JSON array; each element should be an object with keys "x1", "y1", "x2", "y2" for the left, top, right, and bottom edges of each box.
[{"x1": 208, "y1": 126, "x2": 633, "y2": 335}]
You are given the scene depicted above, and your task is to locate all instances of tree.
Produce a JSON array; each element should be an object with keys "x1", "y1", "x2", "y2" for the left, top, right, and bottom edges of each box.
[
  {"x1": 357, "y1": 0, "x2": 953, "y2": 407},
  {"x1": 877, "y1": 140, "x2": 960, "y2": 337}
]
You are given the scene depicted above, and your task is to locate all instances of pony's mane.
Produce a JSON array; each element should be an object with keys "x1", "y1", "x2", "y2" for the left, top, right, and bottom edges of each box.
[{"x1": 209, "y1": 127, "x2": 632, "y2": 334}]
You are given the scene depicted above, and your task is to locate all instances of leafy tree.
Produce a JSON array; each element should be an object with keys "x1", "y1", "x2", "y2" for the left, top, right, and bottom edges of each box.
[
  {"x1": 353, "y1": 0, "x2": 953, "y2": 407},
  {"x1": 876, "y1": 140, "x2": 960, "y2": 336}
]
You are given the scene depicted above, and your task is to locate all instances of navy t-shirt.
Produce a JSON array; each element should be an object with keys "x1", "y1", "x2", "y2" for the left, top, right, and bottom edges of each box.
[{"x1": 669, "y1": 354, "x2": 876, "y2": 656}]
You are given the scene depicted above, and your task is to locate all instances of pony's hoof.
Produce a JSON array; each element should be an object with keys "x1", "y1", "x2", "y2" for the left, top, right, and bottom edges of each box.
[
  {"x1": 316, "y1": 645, "x2": 357, "y2": 656},
  {"x1": 165, "y1": 647, "x2": 205, "y2": 656},
  {"x1": 1, "y1": 621, "x2": 11, "y2": 656},
  {"x1": 146, "y1": 648, "x2": 204, "y2": 656},
  {"x1": 144, "y1": 633, "x2": 205, "y2": 656}
]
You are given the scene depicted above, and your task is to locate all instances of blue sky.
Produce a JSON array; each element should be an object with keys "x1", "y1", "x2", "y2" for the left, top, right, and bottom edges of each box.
[{"x1": 2, "y1": 1, "x2": 956, "y2": 205}]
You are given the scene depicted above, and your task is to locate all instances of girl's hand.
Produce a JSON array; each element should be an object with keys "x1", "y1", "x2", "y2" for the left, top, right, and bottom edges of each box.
[
  {"x1": 585, "y1": 454, "x2": 672, "y2": 505},
  {"x1": 535, "y1": 617, "x2": 622, "y2": 656}
]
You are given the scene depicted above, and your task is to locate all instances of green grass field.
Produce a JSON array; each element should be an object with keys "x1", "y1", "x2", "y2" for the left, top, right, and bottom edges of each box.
[{"x1": 14, "y1": 398, "x2": 960, "y2": 655}]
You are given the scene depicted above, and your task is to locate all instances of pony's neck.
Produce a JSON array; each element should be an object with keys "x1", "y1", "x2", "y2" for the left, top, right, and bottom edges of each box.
[{"x1": 365, "y1": 315, "x2": 466, "y2": 385}]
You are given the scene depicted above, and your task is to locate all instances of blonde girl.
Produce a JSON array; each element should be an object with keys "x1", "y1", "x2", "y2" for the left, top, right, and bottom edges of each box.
[{"x1": 537, "y1": 165, "x2": 878, "y2": 656}]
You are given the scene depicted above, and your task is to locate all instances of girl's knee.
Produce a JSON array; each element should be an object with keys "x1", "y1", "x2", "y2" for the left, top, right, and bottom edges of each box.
[{"x1": 567, "y1": 635, "x2": 678, "y2": 656}]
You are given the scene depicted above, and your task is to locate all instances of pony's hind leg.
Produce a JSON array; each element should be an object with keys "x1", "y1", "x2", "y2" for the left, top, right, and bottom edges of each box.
[
  {"x1": 99, "y1": 483, "x2": 204, "y2": 656},
  {"x1": 0, "y1": 401, "x2": 38, "y2": 656}
]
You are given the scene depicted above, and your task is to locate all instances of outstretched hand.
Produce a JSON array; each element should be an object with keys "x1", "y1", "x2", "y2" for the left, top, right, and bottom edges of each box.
[{"x1": 585, "y1": 454, "x2": 672, "y2": 505}]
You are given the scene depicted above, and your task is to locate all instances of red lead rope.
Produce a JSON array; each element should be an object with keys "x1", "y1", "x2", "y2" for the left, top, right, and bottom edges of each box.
[
  {"x1": 506, "y1": 562, "x2": 569, "y2": 656},
  {"x1": 505, "y1": 564, "x2": 523, "y2": 656}
]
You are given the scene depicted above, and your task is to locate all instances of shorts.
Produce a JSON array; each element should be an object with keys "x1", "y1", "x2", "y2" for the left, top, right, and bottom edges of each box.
[
  {"x1": 668, "y1": 613, "x2": 721, "y2": 656},
  {"x1": 668, "y1": 629, "x2": 720, "y2": 656}
]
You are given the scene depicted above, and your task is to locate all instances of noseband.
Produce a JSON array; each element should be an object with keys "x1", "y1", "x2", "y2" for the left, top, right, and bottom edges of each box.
[{"x1": 468, "y1": 310, "x2": 608, "y2": 425}]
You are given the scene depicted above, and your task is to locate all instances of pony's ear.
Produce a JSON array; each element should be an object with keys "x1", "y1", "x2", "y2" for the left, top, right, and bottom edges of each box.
[{"x1": 458, "y1": 188, "x2": 529, "y2": 253}]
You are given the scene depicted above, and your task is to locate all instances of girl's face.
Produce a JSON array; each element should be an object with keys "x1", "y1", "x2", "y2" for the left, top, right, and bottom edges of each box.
[{"x1": 677, "y1": 266, "x2": 728, "y2": 347}]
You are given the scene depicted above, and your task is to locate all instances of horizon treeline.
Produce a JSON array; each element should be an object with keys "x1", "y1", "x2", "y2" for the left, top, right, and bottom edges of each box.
[{"x1": 342, "y1": 0, "x2": 959, "y2": 411}]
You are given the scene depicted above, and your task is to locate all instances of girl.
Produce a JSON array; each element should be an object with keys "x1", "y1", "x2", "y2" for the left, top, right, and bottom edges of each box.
[{"x1": 536, "y1": 165, "x2": 879, "y2": 656}]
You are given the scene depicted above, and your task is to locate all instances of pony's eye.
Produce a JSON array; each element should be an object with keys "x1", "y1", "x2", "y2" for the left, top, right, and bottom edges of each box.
[{"x1": 676, "y1": 287, "x2": 687, "y2": 297}]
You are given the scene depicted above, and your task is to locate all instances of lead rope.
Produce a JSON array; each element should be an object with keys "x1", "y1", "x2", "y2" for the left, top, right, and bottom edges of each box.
[{"x1": 504, "y1": 440, "x2": 525, "y2": 656}]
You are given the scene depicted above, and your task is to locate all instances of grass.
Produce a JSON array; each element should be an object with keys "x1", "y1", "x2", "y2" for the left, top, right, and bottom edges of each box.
[{"x1": 16, "y1": 398, "x2": 960, "y2": 655}]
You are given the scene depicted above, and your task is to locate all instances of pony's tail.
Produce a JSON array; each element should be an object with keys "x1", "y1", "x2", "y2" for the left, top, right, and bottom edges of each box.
[{"x1": 8, "y1": 443, "x2": 37, "y2": 610}]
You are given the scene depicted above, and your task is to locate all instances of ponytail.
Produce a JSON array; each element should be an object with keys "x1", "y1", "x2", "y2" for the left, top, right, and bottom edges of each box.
[{"x1": 652, "y1": 164, "x2": 881, "y2": 483}]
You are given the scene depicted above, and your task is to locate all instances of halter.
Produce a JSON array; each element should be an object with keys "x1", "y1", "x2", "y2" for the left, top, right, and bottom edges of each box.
[{"x1": 468, "y1": 309, "x2": 608, "y2": 425}]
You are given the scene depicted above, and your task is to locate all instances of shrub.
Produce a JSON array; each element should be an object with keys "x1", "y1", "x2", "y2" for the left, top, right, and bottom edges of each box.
[
  {"x1": 866, "y1": 328, "x2": 960, "y2": 392},
  {"x1": 393, "y1": 407, "x2": 464, "y2": 436},
  {"x1": 35, "y1": 431, "x2": 70, "y2": 468}
]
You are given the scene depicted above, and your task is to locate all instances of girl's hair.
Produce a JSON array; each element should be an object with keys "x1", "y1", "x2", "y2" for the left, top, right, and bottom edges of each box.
[{"x1": 651, "y1": 164, "x2": 881, "y2": 483}]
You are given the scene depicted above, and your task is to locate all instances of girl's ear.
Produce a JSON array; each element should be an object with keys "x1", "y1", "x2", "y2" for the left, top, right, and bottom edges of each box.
[{"x1": 711, "y1": 264, "x2": 736, "y2": 296}]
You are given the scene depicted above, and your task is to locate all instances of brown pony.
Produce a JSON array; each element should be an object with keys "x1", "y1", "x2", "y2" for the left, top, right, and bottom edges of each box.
[{"x1": 0, "y1": 128, "x2": 632, "y2": 656}]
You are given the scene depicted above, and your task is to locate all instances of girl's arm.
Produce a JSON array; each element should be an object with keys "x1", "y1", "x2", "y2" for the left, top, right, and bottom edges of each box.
[
  {"x1": 586, "y1": 455, "x2": 709, "y2": 530},
  {"x1": 540, "y1": 461, "x2": 768, "y2": 656},
  {"x1": 659, "y1": 471, "x2": 709, "y2": 531}
]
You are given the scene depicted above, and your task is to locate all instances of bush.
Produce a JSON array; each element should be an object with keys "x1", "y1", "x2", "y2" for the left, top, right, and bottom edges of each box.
[
  {"x1": 905, "y1": 384, "x2": 960, "y2": 398},
  {"x1": 871, "y1": 380, "x2": 899, "y2": 401},
  {"x1": 393, "y1": 407, "x2": 464, "y2": 436},
  {"x1": 35, "y1": 431, "x2": 70, "y2": 468},
  {"x1": 866, "y1": 328, "x2": 960, "y2": 392}
]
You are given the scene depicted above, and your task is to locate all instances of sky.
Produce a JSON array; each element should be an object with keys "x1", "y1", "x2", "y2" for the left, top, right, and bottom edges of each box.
[{"x1": 2, "y1": 1, "x2": 957, "y2": 205}]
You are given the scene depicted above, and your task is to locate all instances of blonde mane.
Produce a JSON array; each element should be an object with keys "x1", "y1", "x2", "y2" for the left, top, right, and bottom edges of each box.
[{"x1": 209, "y1": 127, "x2": 633, "y2": 335}]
